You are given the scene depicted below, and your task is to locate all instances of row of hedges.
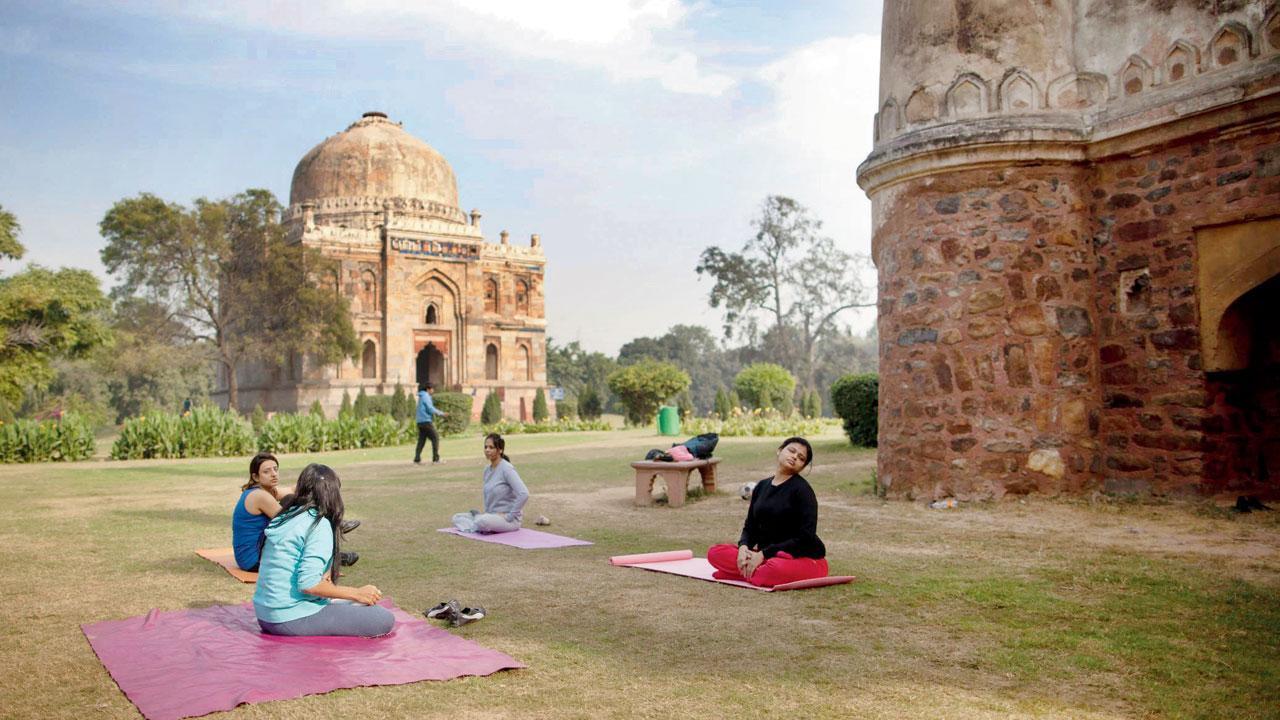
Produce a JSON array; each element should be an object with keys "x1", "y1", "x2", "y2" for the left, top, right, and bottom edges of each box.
[
  {"x1": 0, "y1": 414, "x2": 96, "y2": 463},
  {"x1": 111, "y1": 397, "x2": 478, "y2": 460},
  {"x1": 683, "y1": 410, "x2": 828, "y2": 438},
  {"x1": 480, "y1": 417, "x2": 612, "y2": 435}
]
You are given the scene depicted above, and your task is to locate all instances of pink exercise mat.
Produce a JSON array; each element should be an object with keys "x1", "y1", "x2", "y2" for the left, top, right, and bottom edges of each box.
[
  {"x1": 610, "y1": 550, "x2": 856, "y2": 592},
  {"x1": 437, "y1": 527, "x2": 593, "y2": 549},
  {"x1": 81, "y1": 600, "x2": 523, "y2": 720}
]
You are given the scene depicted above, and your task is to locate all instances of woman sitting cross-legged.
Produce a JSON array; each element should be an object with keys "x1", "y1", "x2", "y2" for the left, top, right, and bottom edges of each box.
[
  {"x1": 707, "y1": 436, "x2": 828, "y2": 587},
  {"x1": 253, "y1": 463, "x2": 394, "y2": 637},
  {"x1": 452, "y1": 433, "x2": 529, "y2": 534}
]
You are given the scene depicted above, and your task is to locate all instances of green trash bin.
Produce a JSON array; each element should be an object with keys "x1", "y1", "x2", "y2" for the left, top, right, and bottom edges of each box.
[{"x1": 657, "y1": 405, "x2": 681, "y2": 436}]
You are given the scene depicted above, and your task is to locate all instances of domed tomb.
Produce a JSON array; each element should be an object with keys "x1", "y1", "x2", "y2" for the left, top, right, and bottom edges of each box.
[{"x1": 290, "y1": 111, "x2": 464, "y2": 222}]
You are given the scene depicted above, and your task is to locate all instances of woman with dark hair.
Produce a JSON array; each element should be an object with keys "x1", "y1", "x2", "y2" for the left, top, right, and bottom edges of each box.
[
  {"x1": 231, "y1": 452, "x2": 289, "y2": 571},
  {"x1": 451, "y1": 433, "x2": 529, "y2": 534},
  {"x1": 706, "y1": 436, "x2": 828, "y2": 587},
  {"x1": 232, "y1": 453, "x2": 359, "y2": 571},
  {"x1": 253, "y1": 464, "x2": 394, "y2": 637}
]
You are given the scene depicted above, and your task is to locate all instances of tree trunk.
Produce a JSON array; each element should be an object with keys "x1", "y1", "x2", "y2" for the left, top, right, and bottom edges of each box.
[{"x1": 223, "y1": 356, "x2": 239, "y2": 413}]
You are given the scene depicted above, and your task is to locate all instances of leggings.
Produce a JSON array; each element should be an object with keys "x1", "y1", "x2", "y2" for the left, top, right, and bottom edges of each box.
[
  {"x1": 452, "y1": 511, "x2": 521, "y2": 534},
  {"x1": 258, "y1": 602, "x2": 395, "y2": 637},
  {"x1": 707, "y1": 543, "x2": 828, "y2": 587}
]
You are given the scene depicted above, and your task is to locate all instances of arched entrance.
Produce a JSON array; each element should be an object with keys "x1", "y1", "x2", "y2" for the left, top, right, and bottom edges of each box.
[{"x1": 416, "y1": 343, "x2": 445, "y2": 388}]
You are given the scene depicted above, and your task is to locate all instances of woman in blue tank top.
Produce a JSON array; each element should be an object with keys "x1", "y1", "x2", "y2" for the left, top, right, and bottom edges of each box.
[{"x1": 232, "y1": 452, "x2": 289, "y2": 571}]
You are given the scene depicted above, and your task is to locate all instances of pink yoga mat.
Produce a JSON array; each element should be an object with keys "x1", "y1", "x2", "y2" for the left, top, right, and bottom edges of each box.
[
  {"x1": 610, "y1": 550, "x2": 856, "y2": 592},
  {"x1": 82, "y1": 601, "x2": 523, "y2": 720},
  {"x1": 437, "y1": 527, "x2": 593, "y2": 549}
]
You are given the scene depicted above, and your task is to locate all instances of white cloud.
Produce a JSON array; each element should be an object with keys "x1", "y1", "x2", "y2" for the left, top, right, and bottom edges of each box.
[{"x1": 114, "y1": 0, "x2": 735, "y2": 95}]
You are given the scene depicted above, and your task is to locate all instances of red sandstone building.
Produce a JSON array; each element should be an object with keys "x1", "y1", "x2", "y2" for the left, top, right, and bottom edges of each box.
[
  {"x1": 858, "y1": 2, "x2": 1279, "y2": 499},
  {"x1": 216, "y1": 112, "x2": 551, "y2": 420}
]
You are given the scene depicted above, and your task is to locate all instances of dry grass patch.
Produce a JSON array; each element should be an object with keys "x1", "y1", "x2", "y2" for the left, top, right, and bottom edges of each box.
[{"x1": 1, "y1": 428, "x2": 1277, "y2": 719}]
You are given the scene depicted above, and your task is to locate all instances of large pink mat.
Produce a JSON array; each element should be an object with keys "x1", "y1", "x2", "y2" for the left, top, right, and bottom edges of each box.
[
  {"x1": 610, "y1": 550, "x2": 856, "y2": 592},
  {"x1": 437, "y1": 527, "x2": 593, "y2": 549},
  {"x1": 81, "y1": 600, "x2": 523, "y2": 720}
]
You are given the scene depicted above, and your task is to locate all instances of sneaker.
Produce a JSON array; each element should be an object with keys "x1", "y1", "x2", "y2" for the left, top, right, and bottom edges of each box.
[
  {"x1": 535, "y1": 515, "x2": 551, "y2": 526},
  {"x1": 339, "y1": 519, "x2": 361, "y2": 535},
  {"x1": 424, "y1": 600, "x2": 459, "y2": 621},
  {"x1": 452, "y1": 606, "x2": 485, "y2": 627},
  {"x1": 432, "y1": 459, "x2": 444, "y2": 464},
  {"x1": 339, "y1": 551, "x2": 359, "y2": 567}
]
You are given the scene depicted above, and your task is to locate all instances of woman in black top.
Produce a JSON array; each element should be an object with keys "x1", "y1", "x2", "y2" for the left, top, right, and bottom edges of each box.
[{"x1": 707, "y1": 436, "x2": 828, "y2": 587}]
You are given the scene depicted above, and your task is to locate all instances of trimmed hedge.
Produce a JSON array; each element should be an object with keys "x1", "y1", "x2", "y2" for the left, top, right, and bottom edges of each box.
[
  {"x1": 830, "y1": 373, "x2": 878, "y2": 447},
  {"x1": 431, "y1": 391, "x2": 472, "y2": 436},
  {"x1": 0, "y1": 414, "x2": 96, "y2": 463}
]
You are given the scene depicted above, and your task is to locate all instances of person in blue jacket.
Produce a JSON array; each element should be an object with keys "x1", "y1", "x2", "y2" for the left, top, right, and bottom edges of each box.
[
  {"x1": 413, "y1": 382, "x2": 448, "y2": 464},
  {"x1": 253, "y1": 463, "x2": 394, "y2": 637}
]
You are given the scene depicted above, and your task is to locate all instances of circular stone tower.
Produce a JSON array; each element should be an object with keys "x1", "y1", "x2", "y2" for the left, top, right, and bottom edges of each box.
[{"x1": 858, "y1": 1, "x2": 1280, "y2": 500}]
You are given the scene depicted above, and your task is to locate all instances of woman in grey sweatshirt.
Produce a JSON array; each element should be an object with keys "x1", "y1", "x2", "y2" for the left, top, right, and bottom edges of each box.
[{"x1": 452, "y1": 433, "x2": 530, "y2": 533}]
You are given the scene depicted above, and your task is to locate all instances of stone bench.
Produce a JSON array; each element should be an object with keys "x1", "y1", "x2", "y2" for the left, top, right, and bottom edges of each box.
[{"x1": 631, "y1": 457, "x2": 720, "y2": 508}]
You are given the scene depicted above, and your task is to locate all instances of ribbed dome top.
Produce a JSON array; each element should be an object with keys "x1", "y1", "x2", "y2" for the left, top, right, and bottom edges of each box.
[{"x1": 289, "y1": 112, "x2": 460, "y2": 210}]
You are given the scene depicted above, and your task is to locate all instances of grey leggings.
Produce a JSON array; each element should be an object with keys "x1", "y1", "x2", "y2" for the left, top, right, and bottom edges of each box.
[
  {"x1": 452, "y1": 511, "x2": 521, "y2": 533},
  {"x1": 259, "y1": 602, "x2": 395, "y2": 637}
]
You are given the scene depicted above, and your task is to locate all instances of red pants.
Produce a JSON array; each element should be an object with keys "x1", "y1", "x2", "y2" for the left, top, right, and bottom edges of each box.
[{"x1": 707, "y1": 543, "x2": 828, "y2": 587}]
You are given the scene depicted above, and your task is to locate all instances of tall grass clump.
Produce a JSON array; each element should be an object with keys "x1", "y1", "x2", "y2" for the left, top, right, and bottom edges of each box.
[
  {"x1": 111, "y1": 407, "x2": 254, "y2": 459},
  {"x1": 0, "y1": 414, "x2": 96, "y2": 463}
]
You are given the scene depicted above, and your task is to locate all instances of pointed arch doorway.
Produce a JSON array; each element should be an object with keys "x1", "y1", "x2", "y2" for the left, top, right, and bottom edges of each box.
[{"x1": 416, "y1": 343, "x2": 446, "y2": 388}]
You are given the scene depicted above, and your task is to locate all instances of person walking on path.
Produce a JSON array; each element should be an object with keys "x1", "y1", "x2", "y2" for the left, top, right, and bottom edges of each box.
[{"x1": 414, "y1": 382, "x2": 448, "y2": 464}]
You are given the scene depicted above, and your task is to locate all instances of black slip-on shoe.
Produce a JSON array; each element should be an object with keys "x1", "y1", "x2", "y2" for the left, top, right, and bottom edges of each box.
[
  {"x1": 425, "y1": 600, "x2": 459, "y2": 621},
  {"x1": 452, "y1": 606, "x2": 486, "y2": 627},
  {"x1": 340, "y1": 519, "x2": 361, "y2": 535},
  {"x1": 339, "y1": 551, "x2": 359, "y2": 567}
]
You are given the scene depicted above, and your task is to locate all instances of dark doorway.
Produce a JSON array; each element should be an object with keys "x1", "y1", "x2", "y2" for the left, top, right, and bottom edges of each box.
[{"x1": 416, "y1": 344, "x2": 445, "y2": 388}]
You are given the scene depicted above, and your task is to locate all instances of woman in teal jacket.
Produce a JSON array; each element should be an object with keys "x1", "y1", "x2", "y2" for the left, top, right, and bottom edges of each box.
[{"x1": 253, "y1": 464, "x2": 393, "y2": 637}]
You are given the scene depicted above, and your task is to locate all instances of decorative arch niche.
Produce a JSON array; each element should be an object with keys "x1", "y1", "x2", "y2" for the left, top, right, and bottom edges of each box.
[
  {"x1": 998, "y1": 70, "x2": 1039, "y2": 112},
  {"x1": 945, "y1": 74, "x2": 988, "y2": 119},
  {"x1": 485, "y1": 343, "x2": 500, "y2": 380},
  {"x1": 1208, "y1": 23, "x2": 1251, "y2": 69},
  {"x1": 877, "y1": 98, "x2": 900, "y2": 141},
  {"x1": 1119, "y1": 55, "x2": 1153, "y2": 96},
  {"x1": 1163, "y1": 41, "x2": 1199, "y2": 83},
  {"x1": 484, "y1": 277, "x2": 499, "y2": 314},
  {"x1": 361, "y1": 339, "x2": 377, "y2": 379},
  {"x1": 1197, "y1": 217, "x2": 1280, "y2": 372},
  {"x1": 1047, "y1": 72, "x2": 1108, "y2": 109}
]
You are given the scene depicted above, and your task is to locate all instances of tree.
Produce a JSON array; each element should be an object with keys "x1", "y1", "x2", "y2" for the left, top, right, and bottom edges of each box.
[
  {"x1": 675, "y1": 388, "x2": 694, "y2": 419},
  {"x1": 99, "y1": 190, "x2": 358, "y2": 410},
  {"x1": 0, "y1": 205, "x2": 23, "y2": 263},
  {"x1": 0, "y1": 208, "x2": 112, "y2": 412},
  {"x1": 95, "y1": 298, "x2": 213, "y2": 423},
  {"x1": 578, "y1": 386, "x2": 603, "y2": 420},
  {"x1": 309, "y1": 399, "x2": 325, "y2": 418},
  {"x1": 532, "y1": 388, "x2": 549, "y2": 422},
  {"x1": 696, "y1": 195, "x2": 872, "y2": 390},
  {"x1": 617, "y1": 324, "x2": 736, "y2": 414},
  {"x1": 481, "y1": 391, "x2": 503, "y2": 424},
  {"x1": 607, "y1": 359, "x2": 690, "y2": 426},
  {"x1": 340, "y1": 390, "x2": 353, "y2": 418},
  {"x1": 547, "y1": 338, "x2": 618, "y2": 413},
  {"x1": 734, "y1": 362, "x2": 796, "y2": 411},
  {"x1": 354, "y1": 387, "x2": 369, "y2": 418},
  {"x1": 714, "y1": 386, "x2": 731, "y2": 418}
]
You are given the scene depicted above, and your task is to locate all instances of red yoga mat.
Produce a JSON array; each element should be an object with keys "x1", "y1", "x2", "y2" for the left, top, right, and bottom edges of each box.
[
  {"x1": 610, "y1": 550, "x2": 855, "y2": 592},
  {"x1": 82, "y1": 600, "x2": 523, "y2": 720}
]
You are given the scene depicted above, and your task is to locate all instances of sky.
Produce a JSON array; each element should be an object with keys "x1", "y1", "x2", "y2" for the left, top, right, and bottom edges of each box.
[{"x1": 0, "y1": 0, "x2": 883, "y2": 355}]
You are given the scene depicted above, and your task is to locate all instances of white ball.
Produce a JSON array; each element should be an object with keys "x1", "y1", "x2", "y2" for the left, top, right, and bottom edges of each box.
[{"x1": 739, "y1": 482, "x2": 756, "y2": 500}]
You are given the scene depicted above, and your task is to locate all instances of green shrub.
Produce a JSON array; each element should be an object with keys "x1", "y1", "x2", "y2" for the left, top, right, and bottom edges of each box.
[
  {"x1": 555, "y1": 397, "x2": 577, "y2": 420},
  {"x1": 714, "y1": 387, "x2": 731, "y2": 418},
  {"x1": 533, "y1": 388, "x2": 549, "y2": 422},
  {"x1": 607, "y1": 359, "x2": 690, "y2": 426},
  {"x1": 432, "y1": 391, "x2": 472, "y2": 436},
  {"x1": 682, "y1": 409, "x2": 827, "y2": 438},
  {"x1": 481, "y1": 392, "x2": 503, "y2": 424},
  {"x1": 802, "y1": 388, "x2": 822, "y2": 418},
  {"x1": 579, "y1": 387, "x2": 603, "y2": 420},
  {"x1": 728, "y1": 390, "x2": 742, "y2": 412},
  {"x1": 482, "y1": 417, "x2": 612, "y2": 434},
  {"x1": 0, "y1": 413, "x2": 95, "y2": 462},
  {"x1": 250, "y1": 404, "x2": 267, "y2": 432},
  {"x1": 359, "y1": 414, "x2": 403, "y2": 448},
  {"x1": 676, "y1": 389, "x2": 694, "y2": 419},
  {"x1": 390, "y1": 384, "x2": 408, "y2": 421},
  {"x1": 831, "y1": 373, "x2": 878, "y2": 447},
  {"x1": 308, "y1": 400, "x2": 325, "y2": 418},
  {"x1": 734, "y1": 363, "x2": 796, "y2": 411},
  {"x1": 353, "y1": 387, "x2": 369, "y2": 418},
  {"x1": 339, "y1": 391, "x2": 353, "y2": 418},
  {"x1": 112, "y1": 407, "x2": 252, "y2": 459}
]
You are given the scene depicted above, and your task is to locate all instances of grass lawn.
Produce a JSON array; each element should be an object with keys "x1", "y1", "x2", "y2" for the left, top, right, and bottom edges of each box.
[{"x1": 2, "y1": 427, "x2": 1278, "y2": 719}]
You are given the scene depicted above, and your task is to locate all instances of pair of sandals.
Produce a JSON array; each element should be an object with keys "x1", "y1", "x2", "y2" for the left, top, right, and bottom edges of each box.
[{"x1": 424, "y1": 600, "x2": 485, "y2": 627}]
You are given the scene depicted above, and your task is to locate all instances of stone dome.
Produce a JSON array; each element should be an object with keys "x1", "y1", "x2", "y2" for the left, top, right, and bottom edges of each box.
[{"x1": 289, "y1": 112, "x2": 461, "y2": 212}]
